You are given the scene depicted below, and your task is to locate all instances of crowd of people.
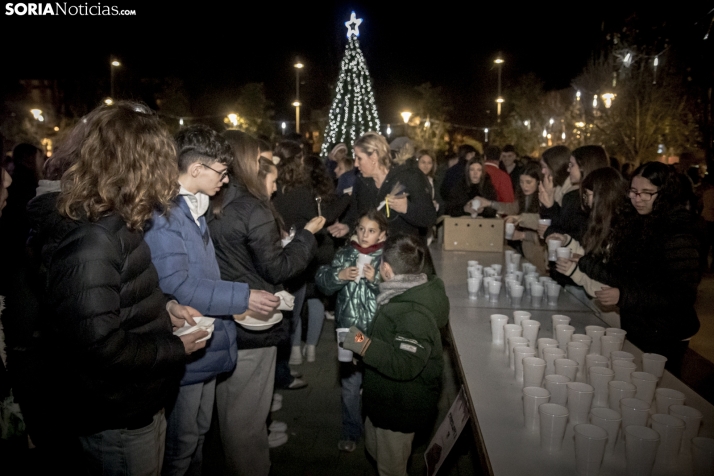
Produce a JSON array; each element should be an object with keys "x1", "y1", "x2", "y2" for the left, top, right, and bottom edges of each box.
[{"x1": 0, "y1": 98, "x2": 711, "y2": 476}]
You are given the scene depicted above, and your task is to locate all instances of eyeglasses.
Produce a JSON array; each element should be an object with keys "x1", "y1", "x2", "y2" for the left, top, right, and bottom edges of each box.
[
  {"x1": 627, "y1": 189, "x2": 658, "y2": 201},
  {"x1": 201, "y1": 163, "x2": 229, "y2": 180}
]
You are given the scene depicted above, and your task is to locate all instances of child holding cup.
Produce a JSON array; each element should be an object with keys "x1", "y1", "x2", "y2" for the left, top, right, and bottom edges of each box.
[{"x1": 315, "y1": 209, "x2": 388, "y2": 452}]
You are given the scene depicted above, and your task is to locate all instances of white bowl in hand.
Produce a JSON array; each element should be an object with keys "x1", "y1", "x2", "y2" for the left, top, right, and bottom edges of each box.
[{"x1": 173, "y1": 316, "x2": 215, "y2": 342}]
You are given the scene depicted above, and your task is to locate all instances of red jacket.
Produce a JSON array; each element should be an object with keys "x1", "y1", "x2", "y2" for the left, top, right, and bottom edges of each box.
[{"x1": 484, "y1": 162, "x2": 514, "y2": 203}]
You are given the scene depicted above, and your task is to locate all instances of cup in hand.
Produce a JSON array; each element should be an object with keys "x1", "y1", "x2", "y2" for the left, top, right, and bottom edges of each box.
[
  {"x1": 336, "y1": 328, "x2": 353, "y2": 362},
  {"x1": 547, "y1": 238, "x2": 563, "y2": 261},
  {"x1": 505, "y1": 222, "x2": 515, "y2": 240},
  {"x1": 556, "y1": 247, "x2": 571, "y2": 260},
  {"x1": 471, "y1": 198, "x2": 481, "y2": 212}
]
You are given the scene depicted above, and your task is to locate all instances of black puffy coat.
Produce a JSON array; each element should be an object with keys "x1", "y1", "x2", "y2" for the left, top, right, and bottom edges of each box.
[
  {"x1": 42, "y1": 211, "x2": 186, "y2": 435},
  {"x1": 207, "y1": 183, "x2": 317, "y2": 348},
  {"x1": 541, "y1": 189, "x2": 588, "y2": 243}
]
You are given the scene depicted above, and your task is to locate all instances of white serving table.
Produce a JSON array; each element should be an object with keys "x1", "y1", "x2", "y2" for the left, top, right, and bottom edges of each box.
[{"x1": 434, "y1": 248, "x2": 714, "y2": 476}]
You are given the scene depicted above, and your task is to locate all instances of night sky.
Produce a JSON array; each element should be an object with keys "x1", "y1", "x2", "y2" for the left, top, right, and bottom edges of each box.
[{"x1": 1, "y1": 1, "x2": 709, "y2": 128}]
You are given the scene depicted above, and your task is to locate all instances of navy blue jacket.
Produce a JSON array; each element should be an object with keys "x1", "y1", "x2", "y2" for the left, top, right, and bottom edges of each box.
[{"x1": 145, "y1": 197, "x2": 247, "y2": 385}]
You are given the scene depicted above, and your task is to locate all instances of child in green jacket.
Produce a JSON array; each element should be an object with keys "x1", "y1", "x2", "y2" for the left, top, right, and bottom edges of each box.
[
  {"x1": 342, "y1": 233, "x2": 450, "y2": 475},
  {"x1": 315, "y1": 209, "x2": 387, "y2": 452}
]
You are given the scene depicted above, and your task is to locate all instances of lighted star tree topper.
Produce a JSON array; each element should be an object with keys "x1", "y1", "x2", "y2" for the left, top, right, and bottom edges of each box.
[{"x1": 320, "y1": 12, "x2": 381, "y2": 156}]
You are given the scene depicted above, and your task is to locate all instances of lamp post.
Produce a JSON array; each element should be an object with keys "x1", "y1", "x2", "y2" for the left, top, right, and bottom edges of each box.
[
  {"x1": 400, "y1": 111, "x2": 412, "y2": 136},
  {"x1": 494, "y1": 56, "x2": 504, "y2": 122},
  {"x1": 294, "y1": 59, "x2": 304, "y2": 133},
  {"x1": 110, "y1": 58, "x2": 121, "y2": 100}
]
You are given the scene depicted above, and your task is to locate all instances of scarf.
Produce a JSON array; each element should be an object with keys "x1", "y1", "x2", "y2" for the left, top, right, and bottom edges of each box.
[
  {"x1": 179, "y1": 185, "x2": 210, "y2": 226},
  {"x1": 350, "y1": 239, "x2": 385, "y2": 255},
  {"x1": 376, "y1": 273, "x2": 428, "y2": 307}
]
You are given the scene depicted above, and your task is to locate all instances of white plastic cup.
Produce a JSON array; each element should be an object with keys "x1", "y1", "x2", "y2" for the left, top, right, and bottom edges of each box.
[
  {"x1": 631, "y1": 372, "x2": 659, "y2": 405},
  {"x1": 573, "y1": 423, "x2": 608, "y2": 476},
  {"x1": 467, "y1": 277, "x2": 481, "y2": 297},
  {"x1": 609, "y1": 380, "x2": 637, "y2": 412},
  {"x1": 492, "y1": 263, "x2": 503, "y2": 275},
  {"x1": 571, "y1": 333, "x2": 593, "y2": 347},
  {"x1": 467, "y1": 260, "x2": 479, "y2": 267},
  {"x1": 537, "y1": 338, "x2": 559, "y2": 359},
  {"x1": 691, "y1": 437, "x2": 714, "y2": 476},
  {"x1": 655, "y1": 388, "x2": 686, "y2": 414},
  {"x1": 356, "y1": 253, "x2": 372, "y2": 279},
  {"x1": 546, "y1": 282, "x2": 561, "y2": 305},
  {"x1": 539, "y1": 218, "x2": 552, "y2": 227},
  {"x1": 589, "y1": 367, "x2": 615, "y2": 408},
  {"x1": 585, "y1": 354, "x2": 610, "y2": 383},
  {"x1": 551, "y1": 315, "x2": 571, "y2": 339},
  {"x1": 600, "y1": 335, "x2": 624, "y2": 359},
  {"x1": 508, "y1": 338, "x2": 529, "y2": 369},
  {"x1": 610, "y1": 350, "x2": 635, "y2": 364},
  {"x1": 504, "y1": 250, "x2": 514, "y2": 264},
  {"x1": 471, "y1": 198, "x2": 481, "y2": 212},
  {"x1": 585, "y1": 325, "x2": 606, "y2": 355},
  {"x1": 567, "y1": 341, "x2": 589, "y2": 382},
  {"x1": 567, "y1": 382, "x2": 595, "y2": 425},
  {"x1": 512, "y1": 254, "x2": 522, "y2": 268},
  {"x1": 539, "y1": 403, "x2": 569, "y2": 453},
  {"x1": 514, "y1": 346, "x2": 537, "y2": 381},
  {"x1": 555, "y1": 358, "x2": 579, "y2": 381},
  {"x1": 505, "y1": 222, "x2": 515, "y2": 239},
  {"x1": 606, "y1": 327, "x2": 627, "y2": 339},
  {"x1": 503, "y1": 324, "x2": 523, "y2": 354},
  {"x1": 490, "y1": 314, "x2": 509, "y2": 345},
  {"x1": 642, "y1": 353, "x2": 668, "y2": 379},
  {"x1": 669, "y1": 404, "x2": 703, "y2": 453},
  {"x1": 625, "y1": 425, "x2": 660, "y2": 476},
  {"x1": 620, "y1": 397, "x2": 651, "y2": 429},
  {"x1": 511, "y1": 343, "x2": 531, "y2": 371},
  {"x1": 544, "y1": 374, "x2": 571, "y2": 406},
  {"x1": 488, "y1": 280, "x2": 502, "y2": 302},
  {"x1": 467, "y1": 267, "x2": 482, "y2": 279},
  {"x1": 510, "y1": 285, "x2": 524, "y2": 306},
  {"x1": 521, "y1": 320, "x2": 541, "y2": 348},
  {"x1": 336, "y1": 328, "x2": 353, "y2": 362},
  {"x1": 590, "y1": 407, "x2": 622, "y2": 455},
  {"x1": 523, "y1": 386, "x2": 550, "y2": 431},
  {"x1": 543, "y1": 347, "x2": 566, "y2": 376},
  {"x1": 650, "y1": 413, "x2": 685, "y2": 468},
  {"x1": 530, "y1": 283, "x2": 544, "y2": 305},
  {"x1": 513, "y1": 311, "x2": 532, "y2": 326},
  {"x1": 612, "y1": 360, "x2": 637, "y2": 383},
  {"x1": 556, "y1": 324, "x2": 575, "y2": 350},
  {"x1": 556, "y1": 247, "x2": 572, "y2": 260},
  {"x1": 547, "y1": 238, "x2": 563, "y2": 261},
  {"x1": 523, "y1": 357, "x2": 547, "y2": 388}
]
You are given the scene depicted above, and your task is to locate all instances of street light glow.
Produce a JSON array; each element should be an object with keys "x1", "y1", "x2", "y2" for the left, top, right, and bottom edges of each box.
[
  {"x1": 494, "y1": 58, "x2": 504, "y2": 64},
  {"x1": 400, "y1": 111, "x2": 412, "y2": 124},
  {"x1": 111, "y1": 60, "x2": 121, "y2": 67},
  {"x1": 549, "y1": 118, "x2": 554, "y2": 126},
  {"x1": 294, "y1": 61, "x2": 304, "y2": 69},
  {"x1": 227, "y1": 113, "x2": 238, "y2": 127},
  {"x1": 386, "y1": 124, "x2": 391, "y2": 136},
  {"x1": 601, "y1": 93, "x2": 615, "y2": 108},
  {"x1": 292, "y1": 101, "x2": 301, "y2": 107},
  {"x1": 576, "y1": 90, "x2": 581, "y2": 99},
  {"x1": 496, "y1": 97, "x2": 504, "y2": 103},
  {"x1": 30, "y1": 109, "x2": 43, "y2": 121}
]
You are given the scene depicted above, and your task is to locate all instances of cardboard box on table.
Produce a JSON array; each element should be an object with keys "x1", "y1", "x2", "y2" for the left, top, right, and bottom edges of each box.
[{"x1": 442, "y1": 217, "x2": 504, "y2": 252}]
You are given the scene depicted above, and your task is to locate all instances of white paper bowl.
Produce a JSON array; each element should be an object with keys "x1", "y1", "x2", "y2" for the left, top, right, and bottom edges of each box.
[{"x1": 236, "y1": 312, "x2": 283, "y2": 331}]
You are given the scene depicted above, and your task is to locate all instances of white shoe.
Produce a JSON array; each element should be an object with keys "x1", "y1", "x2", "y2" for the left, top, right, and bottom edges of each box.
[
  {"x1": 272, "y1": 393, "x2": 283, "y2": 403},
  {"x1": 289, "y1": 345, "x2": 303, "y2": 365},
  {"x1": 269, "y1": 420, "x2": 288, "y2": 433},
  {"x1": 271, "y1": 398, "x2": 282, "y2": 413},
  {"x1": 268, "y1": 431, "x2": 288, "y2": 448},
  {"x1": 324, "y1": 311, "x2": 335, "y2": 321},
  {"x1": 304, "y1": 344, "x2": 316, "y2": 363}
]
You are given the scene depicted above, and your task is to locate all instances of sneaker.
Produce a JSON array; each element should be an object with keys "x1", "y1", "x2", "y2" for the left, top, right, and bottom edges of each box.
[
  {"x1": 269, "y1": 420, "x2": 288, "y2": 433},
  {"x1": 273, "y1": 393, "x2": 283, "y2": 403},
  {"x1": 270, "y1": 397, "x2": 282, "y2": 413},
  {"x1": 290, "y1": 369, "x2": 303, "y2": 378},
  {"x1": 338, "y1": 440, "x2": 357, "y2": 452},
  {"x1": 287, "y1": 377, "x2": 307, "y2": 389},
  {"x1": 324, "y1": 311, "x2": 335, "y2": 321},
  {"x1": 289, "y1": 345, "x2": 303, "y2": 365},
  {"x1": 304, "y1": 344, "x2": 316, "y2": 363},
  {"x1": 268, "y1": 431, "x2": 288, "y2": 448}
]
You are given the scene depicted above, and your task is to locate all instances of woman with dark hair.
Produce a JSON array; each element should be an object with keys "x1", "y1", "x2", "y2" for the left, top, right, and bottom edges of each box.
[
  {"x1": 540, "y1": 145, "x2": 609, "y2": 242},
  {"x1": 38, "y1": 101, "x2": 206, "y2": 474},
  {"x1": 571, "y1": 162, "x2": 701, "y2": 376},
  {"x1": 207, "y1": 131, "x2": 324, "y2": 474},
  {"x1": 444, "y1": 156, "x2": 498, "y2": 217}
]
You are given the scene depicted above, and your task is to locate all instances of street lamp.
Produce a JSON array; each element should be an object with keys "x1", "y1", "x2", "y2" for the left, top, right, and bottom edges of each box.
[
  {"x1": 386, "y1": 124, "x2": 392, "y2": 137},
  {"x1": 110, "y1": 57, "x2": 121, "y2": 99},
  {"x1": 494, "y1": 56, "x2": 504, "y2": 122},
  {"x1": 30, "y1": 109, "x2": 44, "y2": 122},
  {"x1": 294, "y1": 59, "x2": 304, "y2": 133},
  {"x1": 601, "y1": 93, "x2": 615, "y2": 109},
  {"x1": 400, "y1": 111, "x2": 412, "y2": 136},
  {"x1": 484, "y1": 128, "x2": 489, "y2": 142},
  {"x1": 281, "y1": 122, "x2": 286, "y2": 135}
]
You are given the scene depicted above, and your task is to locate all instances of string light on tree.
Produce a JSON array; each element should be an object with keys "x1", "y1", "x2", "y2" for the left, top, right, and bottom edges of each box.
[{"x1": 320, "y1": 12, "x2": 381, "y2": 156}]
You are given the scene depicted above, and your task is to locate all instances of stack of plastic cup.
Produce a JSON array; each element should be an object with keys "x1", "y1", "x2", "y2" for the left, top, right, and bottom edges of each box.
[
  {"x1": 625, "y1": 426, "x2": 660, "y2": 476},
  {"x1": 514, "y1": 346, "x2": 537, "y2": 381},
  {"x1": 543, "y1": 347, "x2": 566, "y2": 376},
  {"x1": 573, "y1": 423, "x2": 608, "y2": 476},
  {"x1": 590, "y1": 407, "x2": 622, "y2": 455},
  {"x1": 537, "y1": 338, "x2": 559, "y2": 359},
  {"x1": 507, "y1": 337, "x2": 529, "y2": 369},
  {"x1": 539, "y1": 403, "x2": 569, "y2": 453},
  {"x1": 513, "y1": 311, "x2": 532, "y2": 326},
  {"x1": 551, "y1": 315, "x2": 571, "y2": 339}
]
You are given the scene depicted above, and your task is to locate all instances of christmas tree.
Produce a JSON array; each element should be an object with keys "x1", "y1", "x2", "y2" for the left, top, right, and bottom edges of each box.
[{"x1": 320, "y1": 12, "x2": 381, "y2": 156}]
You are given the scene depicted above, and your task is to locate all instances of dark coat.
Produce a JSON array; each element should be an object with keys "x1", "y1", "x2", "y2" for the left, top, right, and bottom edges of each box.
[
  {"x1": 344, "y1": 164, "x2": 437, "y2": 239},
  {"x1": 41, "y1": 211, "x2": 186, "y2": 435},
  {"x1": 207, "y1": 183, "x2": 317, "y2": 348},
  {"x1": 578, "y1": 208, "x2": 701, "y2": 347},
  {"x1": 444, "y1": 175, "x2": 498, "y2": 218},
  {"x1": 541, "y1": 188, "x2": 588, "y2": 243}
]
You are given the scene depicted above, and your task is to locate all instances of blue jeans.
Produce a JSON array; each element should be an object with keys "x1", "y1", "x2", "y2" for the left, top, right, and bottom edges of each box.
[
  {"x1": 79, "y1": 410, "x2": 166, "y2": 476},
  {"x1": 291, "y1": 285, "x2": 326, "y2": 346},
  {"x1": 340, "y1": 361, "x2": 364, "y2": 441},
  {"x1": 163, "y1": 379, "x2": 216, "y2": 476}
]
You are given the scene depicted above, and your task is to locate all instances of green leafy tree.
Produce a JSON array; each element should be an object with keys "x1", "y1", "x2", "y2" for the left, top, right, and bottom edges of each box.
[
  {"x1": 232, "y1": 83, "x2": 275, "y2": 137},
  {"x1": 408, "y1": 83, "x2": 450, "y2": 153}
]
